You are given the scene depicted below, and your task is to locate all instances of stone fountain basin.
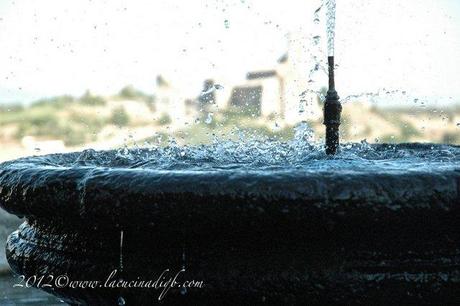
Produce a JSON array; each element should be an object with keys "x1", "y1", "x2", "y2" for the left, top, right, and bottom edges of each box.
[{"x1": 0, "y1": 143, "x2": 459, "y2": 305}]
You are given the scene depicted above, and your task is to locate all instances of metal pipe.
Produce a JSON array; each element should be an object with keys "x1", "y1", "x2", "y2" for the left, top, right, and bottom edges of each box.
[{"x1": 323, "y1": 56, "x2": 342, "y2": 155}]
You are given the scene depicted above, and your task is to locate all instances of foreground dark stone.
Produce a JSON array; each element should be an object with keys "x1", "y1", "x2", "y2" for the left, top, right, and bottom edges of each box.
[
  {"x1": 0, "y1": 210, "x2": 21, "y2": 273},
  {"x1": 0, "y1": 144, "x2": 459, "y2": 305}
]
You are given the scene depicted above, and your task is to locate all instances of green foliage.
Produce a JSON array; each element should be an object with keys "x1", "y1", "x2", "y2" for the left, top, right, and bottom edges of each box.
[
  {"x1": 15, "y1": 113, "x2": 60, "y2": 139},
  {"x1": 118, "y1": 85, "x2": 142, "y2": 99},
  {"x1": 399, "y1": 121, "x2": 421, "y2": 139},
  {"x1": 0, "y1": 110, "x2": 26, "y2": 126},
  {"x1": 9, "y1": 105, "x2": 109, "y2": 146},
  {"x1": 220, "y1": 107, "x2": 259, "y2": 124},
  {"x1": 158, "y1": 113, "x2": 171, "y2": 126},
  {"x1": 380, "y1": 134, "x2": 399, "y2": 143},
  {"x1": 371, "y1": 107, "x2": 421, "y2": 142},
  {"x1": 0, "y1": 103, "x2": 24, "y2": 112},
  {"x1": 442, "y1": 132, "x2": 460, "y2": 144},
  {"x1": 110, "y1": 107, "x2": 130, "y2": 126},
  {"x1": 79, "y1": 90, "x2": 106, "y2": 106},
  {"x1": 60, "y1": 127, "x2": 88, "y2": 146},
  {"x1": 32, "y1": 95, "x2": 75, "y2": 108},
  {"x1": 68, "y1": 112, "x2": 106, "y2": 129},
  {"x1": 13, "y1": 112, "x2": 90, "y2": 146}
]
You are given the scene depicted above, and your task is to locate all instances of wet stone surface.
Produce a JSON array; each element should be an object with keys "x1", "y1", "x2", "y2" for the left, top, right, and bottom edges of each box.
[
  {"x1": 0, "y1": 143, "x2": 459, "y2": 305},
  {"x1": 0, "y1": 274, "x2": 62, "y2": 305}
]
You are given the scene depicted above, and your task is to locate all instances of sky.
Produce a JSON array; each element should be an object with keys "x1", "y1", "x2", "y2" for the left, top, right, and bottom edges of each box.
[{"x1": 0, "y1": 0, "x2": 459, "y2": 107}]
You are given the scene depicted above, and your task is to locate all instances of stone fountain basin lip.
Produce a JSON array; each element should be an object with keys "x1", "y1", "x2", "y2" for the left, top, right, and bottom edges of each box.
[{"x1": 0, "y1": 143, "x2": 459, "y2": 223}]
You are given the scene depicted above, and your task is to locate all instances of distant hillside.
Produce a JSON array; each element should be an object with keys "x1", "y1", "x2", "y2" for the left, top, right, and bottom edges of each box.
[{"x1": 0, "y1": 87, "x2": 459, "y2": 162}]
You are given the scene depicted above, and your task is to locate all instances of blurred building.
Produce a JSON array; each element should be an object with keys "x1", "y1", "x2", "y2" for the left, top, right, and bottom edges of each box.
[
  {"x1": 154, "y1": 75, "x2": 190, "y2": 125},
  {"x1": 201, "y1": 31, "x2": 321, "y2": 123},
  {"x1": 153, "y1": 32, "x2": 322, "y2": 127}
]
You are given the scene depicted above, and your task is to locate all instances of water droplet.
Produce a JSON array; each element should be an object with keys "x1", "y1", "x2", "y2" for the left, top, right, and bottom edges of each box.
[
  {"x1": 299, "y1": 99, "x2": 306, "y2": 113},
  {"x1": 224, "y1": 19, "x2": 229, "y2": 28},
  {"x1": 205, "y1": 113, "x2": 213, "y2": 124},
  {"x1": 34, "y1": 147, "x2": 41, "y2": 153},
  {"x1": 119, "y1": 230, "x2": 124, "y2": 272},
  {"x1": 312, "y1": 35, "x2": 321, "y2": 45},
  {"x1": 200, "y1": 84, "x2": 224, "y2": 97},
  {"x1": 293, "y1": 121, "x2": 314, "y2": 143},
  {"x1": 117, "y1": 296, "x2": 126, "y2": 306},
  {"x1": 180, "y1": 286, "x2": 188, "y2": 295}
]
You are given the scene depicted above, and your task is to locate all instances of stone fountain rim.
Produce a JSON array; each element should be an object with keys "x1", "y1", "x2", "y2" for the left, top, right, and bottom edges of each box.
[{"x1": 0, "y1": 143, "x2": 459, "y2": 222}]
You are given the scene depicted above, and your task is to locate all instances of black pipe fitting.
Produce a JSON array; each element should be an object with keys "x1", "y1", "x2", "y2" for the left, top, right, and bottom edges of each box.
[{"x1": 323, "y1": 56, "x2": 342, "y2": 155}]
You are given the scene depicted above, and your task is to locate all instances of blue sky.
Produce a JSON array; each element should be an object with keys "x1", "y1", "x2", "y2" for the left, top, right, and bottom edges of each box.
[{"x1": 0, "y1": 0, "x2": 459, "y2": 106}]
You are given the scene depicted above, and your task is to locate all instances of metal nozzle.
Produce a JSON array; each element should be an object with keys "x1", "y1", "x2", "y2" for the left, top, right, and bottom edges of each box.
[{"x1": 323, "y1": 56, "x2": 342, "y2": 155}]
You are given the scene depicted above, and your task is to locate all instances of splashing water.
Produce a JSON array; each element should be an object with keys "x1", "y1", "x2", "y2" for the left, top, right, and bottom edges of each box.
[
  {"x1": 117, "y1": 296, "x2": 126, "y2": 306},
  {"x1": 341, "y1": 88, "x2": 425, "y2": 104},
  {"x1": 313, "y1": 4, "x2": 322, "y2": 24},
  {"x1": 15, "y1": 123, "x2": 459, "y2": 174},
  {"x1": 205, "y1": 113, "x2": 213, "y2": 124},
  {"x1": 200, "y1": 84, "x2": 224, "y2": 97},
  {"x1": 293, "y1": 121, "x2": 315, "y2": 143}
]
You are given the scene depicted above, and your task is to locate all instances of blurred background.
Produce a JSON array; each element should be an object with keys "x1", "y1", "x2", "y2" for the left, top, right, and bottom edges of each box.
[
  {"x1": 0, "y1": 0, "x2": 459, "y2": 163},
  {"x1": 0, "y1": 1, "x2": 459, "y2": 304}
]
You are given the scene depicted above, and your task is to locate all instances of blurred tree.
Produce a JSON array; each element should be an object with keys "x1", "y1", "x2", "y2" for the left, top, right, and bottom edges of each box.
[
  {"x1": 32, "y1": 95, "x2": 75, "y2": 108},
  {"x1": 118, "y1": 85, "x2": 150, "y2": 100},
  {"x1": 158, "y1": 113, "x2": 171, "y2": 126},
  {"x1": 79, "y1": 90, "x2": 106, "y2": 106},
  {"x1": 110, "y1": 107, "x2": 130, "y2": 127}
]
